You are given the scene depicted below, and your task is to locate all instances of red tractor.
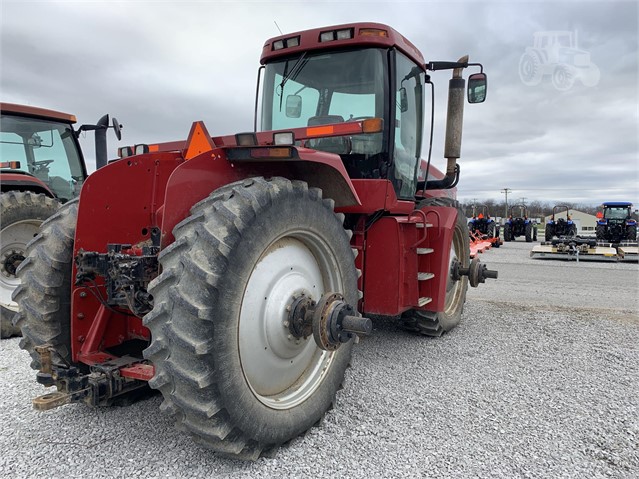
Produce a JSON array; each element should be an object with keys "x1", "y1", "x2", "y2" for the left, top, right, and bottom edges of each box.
[
  {"x1": 0, "y1": 103, "x2": 120, "y2": 337},
  {"x1": 13, "y1": 23, "x2": 496, "y2": 460}
]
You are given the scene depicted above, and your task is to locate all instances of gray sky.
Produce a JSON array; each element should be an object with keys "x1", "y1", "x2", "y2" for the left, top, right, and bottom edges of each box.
[{"x1": 1, "y1": 0, "x2": 637, "y2": 207}]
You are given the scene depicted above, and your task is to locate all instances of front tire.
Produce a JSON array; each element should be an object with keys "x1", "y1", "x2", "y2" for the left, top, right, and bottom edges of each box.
[
  {"x1": 143, "y1": 177, "x2": 358, "y2": 459},
  {"x1": 401, "y1": 197, "x2": 469, "y2": 336},
  {"x1": 1, "y1": 191, "x2": 60, "y2": 338}
]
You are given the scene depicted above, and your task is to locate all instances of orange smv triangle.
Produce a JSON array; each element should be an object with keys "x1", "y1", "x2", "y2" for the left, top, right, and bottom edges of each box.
[{"x1": 183, "y1": 121, "x2": 216, "y2": 160}]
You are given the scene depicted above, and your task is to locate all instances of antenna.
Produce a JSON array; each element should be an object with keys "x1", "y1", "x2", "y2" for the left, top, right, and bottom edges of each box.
[{"x1": 274, "y1": 21, "x2": 283, "y2": 34}]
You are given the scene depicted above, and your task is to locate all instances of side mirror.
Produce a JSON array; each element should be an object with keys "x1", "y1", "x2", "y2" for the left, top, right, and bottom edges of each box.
[
  {"x1": 399, "y1": 87, "x2": 409, "y2": 112},
  {"x1": 468, "y1": 72, "x2": 487, "y2": 103},
  {"x1": 112, "y1": 117, "x2": 122, "y2": 141},
  {"x1": 286, "y1": 95, "x2": 302, "y2": 118}
]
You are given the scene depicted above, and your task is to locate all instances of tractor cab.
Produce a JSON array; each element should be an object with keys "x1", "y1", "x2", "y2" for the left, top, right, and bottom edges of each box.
[
  {"x1": 596, "y1": 202, "x2": 637, "y2": 242},
  {"x1": 0, "y1": 104, "x2": 87, "y2": 201},
  {"x1": 258, "y1": 23, "x2": 486, "y2": 200}
]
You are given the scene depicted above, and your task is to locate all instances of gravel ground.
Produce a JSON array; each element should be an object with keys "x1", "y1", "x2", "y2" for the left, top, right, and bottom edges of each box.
[{"x1": 1, "y1": 241, "x2": 638, "y2": 478}]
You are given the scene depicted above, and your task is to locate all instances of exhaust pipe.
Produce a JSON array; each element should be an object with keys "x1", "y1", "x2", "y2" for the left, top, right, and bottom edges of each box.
[
  {"x1": 423, "y1": 55, "x2": 468, "y2": 190},
  {"x1": 94, "y1": 114, "x2": 110, "y2": 170}
]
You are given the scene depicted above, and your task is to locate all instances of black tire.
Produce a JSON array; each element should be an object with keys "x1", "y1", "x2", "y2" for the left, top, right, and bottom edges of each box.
[
  {"x1": 401, "y1": 197, "x2": 469, "y2": 336},
  {"x1": 525, "y1": 223, "x2": 533, "y2": 242},
  {"x1": 487, "y1": 222, "x2": 496, "y2": 238},
  {"x1": 1, "y1": 191, "x2": 59, "y2": 338},
  {"x1": 596, "y1": 224, "x2": 606, "y2": 241},
  {"x1": 11, "y1": 199, "x2": 76, "y2": 369},
  {"x1": 545, "y1": 224, "x2": 554, "y2": 242},
  {"x1": 504, "y1": 223, "x2": 512, "y2": 242},
  {"x1": 568, "y1": 224, "x2": 577, "y2": 237},
  {"x1": 143, "y1": 177, "x2": 358, "y2": 460},
  {"x1": 533, "y1": 226, "x2": 538, "y2": 242},
  {"x1": 627, "y1": 225, "x2": 637, "y2": 241}
]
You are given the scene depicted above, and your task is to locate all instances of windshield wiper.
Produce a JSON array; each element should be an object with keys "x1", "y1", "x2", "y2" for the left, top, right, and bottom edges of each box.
[{"x1": 279, "y1": 52, "x2": 308, "y2": 111}]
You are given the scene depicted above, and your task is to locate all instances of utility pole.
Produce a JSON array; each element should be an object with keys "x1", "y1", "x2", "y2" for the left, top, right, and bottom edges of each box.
[
  {"x1": 472, "y1": 198, "x2": 477, "y2": 216},
  {"x1": 501, "y1": 188, "x2": 512, "y2": 218},
  {"x1": 520, "y1": 197, "x2": 527, "y2": 206}
]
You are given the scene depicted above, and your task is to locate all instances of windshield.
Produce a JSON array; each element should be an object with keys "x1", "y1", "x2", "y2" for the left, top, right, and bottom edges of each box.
[
  {"x1": 604, "y1": 207, "x2": 630, "y2": 220},
  {"x1": 0, "y1": 115, "x2": 85, "y2": 201},
  {"x1": 261, "y1": 48, "x2": 388, "y2": 180}
]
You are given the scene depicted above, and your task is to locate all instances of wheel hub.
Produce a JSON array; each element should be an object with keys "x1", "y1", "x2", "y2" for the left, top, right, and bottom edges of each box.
[
  {"x1": 2, "y1": 250, "x2": 25, "y2": 277},
  {"x1": 287, "y1": 292, "x2": 372, "y2": 351}
]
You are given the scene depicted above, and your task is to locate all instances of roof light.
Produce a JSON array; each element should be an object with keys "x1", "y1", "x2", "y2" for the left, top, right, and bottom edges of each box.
[
  {"x1": 320, "y1": 31, "x2": 334, "y2": 42},
  {"x1": 134, "y1": 144, "x2": 149, "y2": 155},
  {"x1": 273, "y1": 40, "x2": 285, "y2": 50},
  {"x1": 336, "y1": 28, "x2": 353, "y2": 40},
  {"x1": 359, "y1": 28, "x2": 388, "y2": 37},
  {"x1": 118, "y1": 146, "x2": 133, "y2": 158},
  {"x1": 273, "y1": 131, "x2": 294, "y2": 145},
  {"x1": 235, "y1": 132, "x2": 258, "y2": 146},
  {"x1": 286, "y1": 36, "x2": 300, "y2": 48}
]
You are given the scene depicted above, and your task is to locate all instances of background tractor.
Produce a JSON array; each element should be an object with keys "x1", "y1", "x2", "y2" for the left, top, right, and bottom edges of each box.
[
  {"x1": 596, "y1": 202, "x2": 637, "y2": 243},
  {"x1": 545, "y1": 205, "x2": 577, "y2": 241},
  {"x1": 518, "y1": 30, "x2": 600, "y2": 91},
  {"x1": 12, "y1": 23, "x2": 496, "y2": 460},
  {"x1": 504, "y1": 204, "x2": 537, "y2": 242},
  {"x1": 468, "y1": 204, "x2": 500, "y2": 247},
  {"x1": 0, "y1": 103, "x2": 121, "y2": 337}
]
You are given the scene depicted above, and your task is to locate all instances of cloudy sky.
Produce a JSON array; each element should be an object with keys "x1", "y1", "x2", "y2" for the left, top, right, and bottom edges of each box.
[{"x1": 1, "y1": 0, "x2": 637, "y2": 207}]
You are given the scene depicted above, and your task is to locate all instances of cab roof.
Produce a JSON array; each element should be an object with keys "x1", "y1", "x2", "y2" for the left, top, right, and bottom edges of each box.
[
  {"x1": 261, "y1": 22, "x2": 425, "y2": 68},
  {"x1": 0, "y1": 102, "x2": 77, "y2": 124}
]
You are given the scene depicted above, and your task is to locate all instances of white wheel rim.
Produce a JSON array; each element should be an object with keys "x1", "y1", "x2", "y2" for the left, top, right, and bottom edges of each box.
[
  {"x1": 238, "y1": 231, "x2": 342, "y2": 410},
  {"x1": 444, "y1": 224, "x2": 465, "y2": 315},
  {"x1": 0, "y1": 219, "x2": 41, "y2": 310}
]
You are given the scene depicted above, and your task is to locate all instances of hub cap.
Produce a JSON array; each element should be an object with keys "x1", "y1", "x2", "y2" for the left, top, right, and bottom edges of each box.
[
  {"x1": 238, "y1": 232, "x2": 342, "y2": 410},
  {"x1": 0, "y1": 219, "x2": 41, "y2": 311}
]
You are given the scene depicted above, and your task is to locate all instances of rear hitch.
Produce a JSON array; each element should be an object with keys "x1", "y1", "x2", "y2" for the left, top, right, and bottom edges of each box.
[
  {"x1": 31, "y1": 344, "x2": 149, "y2": 411},
  {"x1": 453, "y1": 257, "x2": 498, "y2": 287},
  {"x1": 287, "y1": 293, "x2": 372, "y2": 351}
]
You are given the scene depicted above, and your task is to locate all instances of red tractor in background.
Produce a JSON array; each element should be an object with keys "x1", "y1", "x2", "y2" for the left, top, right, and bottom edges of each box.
[
  {"x1": 0, "y1": 103, "x2": 121, "y2": 337},
  {"x1": 13, "y1": 23, "x2": 496, "y2": 460}
]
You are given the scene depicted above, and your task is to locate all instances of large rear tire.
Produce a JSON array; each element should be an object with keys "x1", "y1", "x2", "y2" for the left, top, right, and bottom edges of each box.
[
  {"x1": 1, "y1": 191, "x2": 60, "y2": 338},
  {"x1": 525, "y1": 223, "x2": 533, "y2": 242},
  {"x1": 504, "y1": 223, "x2": 512, "y2": 241},
  {"x1": 545, "y1": 224, "x2": 554, "y2": 241},
  {"x1": 401, "y1": 197, "x2": 469, "y2": 337},
  {"x1": 11, "y1": 199, "x2": 77, "y2": 369},
  {"x1": 143, "y1": 177, "x2": 358, "y2": 460}
]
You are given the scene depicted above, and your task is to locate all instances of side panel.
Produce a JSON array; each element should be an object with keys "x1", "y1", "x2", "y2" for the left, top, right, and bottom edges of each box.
[
  {"x1": 362, "y1": 216, "x2": 419, "y2": 315},
  {"x1": 361, "y1": 207, "x2": 457, "y2": 316}
]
